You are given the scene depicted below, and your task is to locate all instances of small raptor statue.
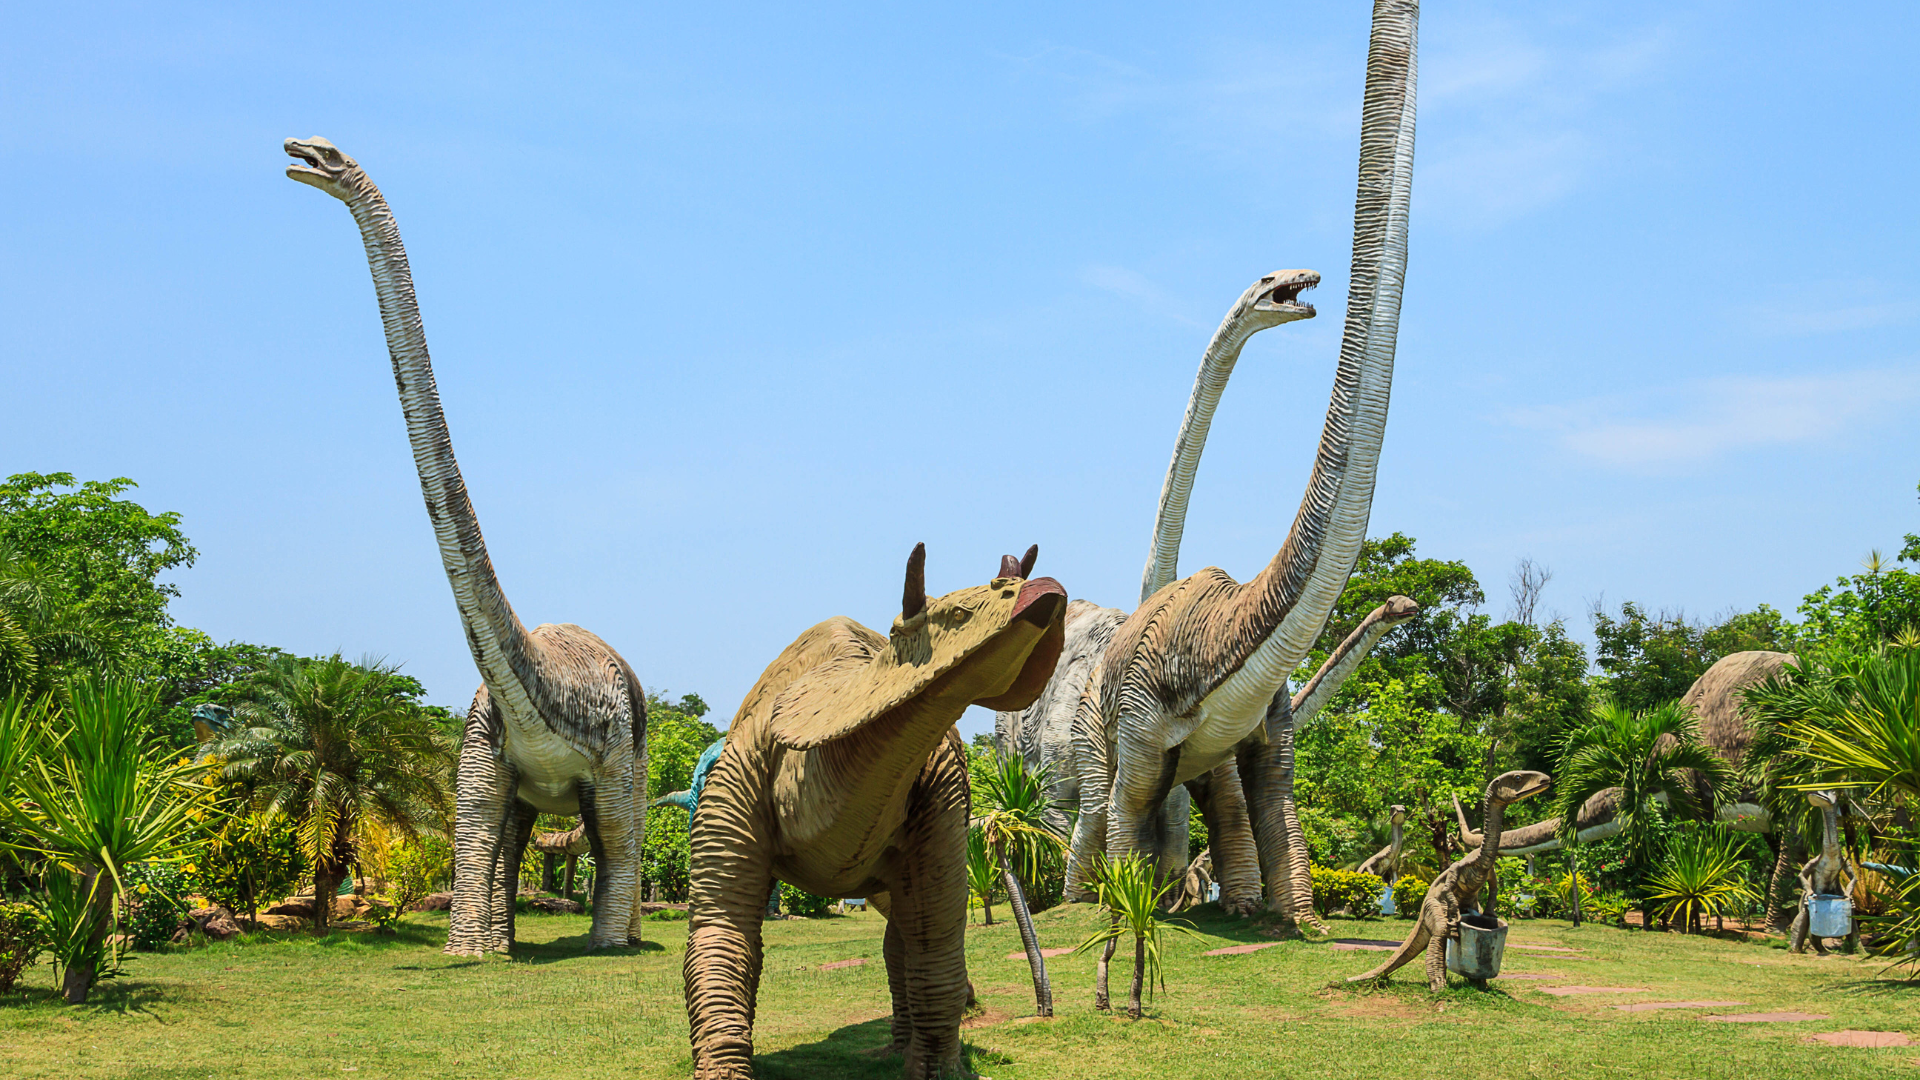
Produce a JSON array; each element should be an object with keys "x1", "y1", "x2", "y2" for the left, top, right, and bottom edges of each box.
[
  {"x1": 1347, "y1": 770, "x2": 1550, "y2": 991},
  {"x1": 1789, "y1": 789, "x2": 1859, "y2": 955}
]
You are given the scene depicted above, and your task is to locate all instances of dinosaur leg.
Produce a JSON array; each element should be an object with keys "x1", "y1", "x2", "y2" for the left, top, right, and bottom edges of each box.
[
  {"x1": 879, "y1": 904, "x2": 910, "y2": 1055},
  {"x1": 1159, "y1": 784, "x2": 1193, "y2": 884},
  {"x1": 447, "y1": 690, "x2": 516, "y2": 956},
  {"x1": 1424, "y1": 919, "x2": 1451, "y2": 992},
  {"x1": 1063, "y1": 709, "x2": 1111, "y2": 902},
  {"x1": 685, "y1": 778, "x2": 772, "y2": 1079},
  {"x1": 890, "y1": 742, "x2": 972, "y2": 1080},
  {"x1": 579, "y1": 765, "x2": 642, "y2": 950},
  {"x1": 1195, "y1": 759, "x2": 1262, "y2": 917},
  {"x1": 1424, "y1": 892, "x2": 1460, "y2": 992},
  {"x1": 499, "y1": 799, "x2": 538, "y2": 952},
  {"x1": 1237, "y1": 730, "x2": 1322, "y2": 931}
]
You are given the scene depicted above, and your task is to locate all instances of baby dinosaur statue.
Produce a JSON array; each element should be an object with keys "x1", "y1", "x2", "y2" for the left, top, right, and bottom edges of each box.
[
  {"x1": 1347, "y1": 770, "x2": 1550, "y2": 991},
  {"x1": 1789, "y1": 789, "x2": 1859, "y2": 955},
  {"x1": 684, "y1": 544, "x2": 1067, "y2": 1080}
]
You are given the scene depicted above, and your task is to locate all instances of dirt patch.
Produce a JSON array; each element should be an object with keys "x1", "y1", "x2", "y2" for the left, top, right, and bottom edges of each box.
[
  {"x1": 1614, "y1": 1001, "x2": 1746, "y2": 1012},
  {"x1": 1010, "y1": 1014, "x2": 1057, "y2": 1026},
  {"x1": 1204, "y1": 942, "x2": 1283, "y2": 956},
  {"x1": 1509, "y1": 943, "x2": 1584, "y2": 953},
  {"x1": 961, "y1": 1008, "x2": 1015, "y2": 1030},
  {"x1": 1535, "y1": 986, "x2": 1649, "y2": 997},
  {"x1": 1809, "y1": 1031, "x2": 1913, "y2": 1047},
  {"x1": 1493, "y1": 973, "x2": 1567, "y2": 981},
  {"x1": 1706, "y1": 1012, "x2": 1831, "y2": 1023},
  {"x1": 819, "y1": 958, "x2": 867, "y2": 970},
  {"x1": 1329, "y1": 939, "x2": 1402, "y2": 951},
  {"x1": 1003, "y1": 948, "x2": 1075, "y2": 961},
  {"x1": 1326, "y1": 993, "x2": 1431, "y2": 1021}
]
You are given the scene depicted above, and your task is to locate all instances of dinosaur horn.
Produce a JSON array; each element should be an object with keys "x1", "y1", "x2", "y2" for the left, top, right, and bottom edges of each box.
[
  {"x1": 999, "y1": 554, "x2": 1022, "y2": 579},
  {"x1": 903, "y1": 543, "x2": 927, "y2": 619},
  {"x1": 1019, "y1": 544, "x2": 1038, "y2": 579}
]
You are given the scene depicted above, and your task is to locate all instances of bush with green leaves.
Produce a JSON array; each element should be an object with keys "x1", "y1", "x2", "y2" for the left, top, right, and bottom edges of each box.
[
  {"x1": 121, "y1": 860, "x2": 189, "y2": 950},
  {"x1": 192, "y1": 808, "x2": 304, "y2": 923},
  {"x1": 380, "y1": 832, "x2": 451, "y2": 916},
  {"x1": 779, "y1": 882, "x2": 833, "y2": 917},
  {"x1": 1644, "y1": 827, "x2": 1761, "y2": 933},
  {"x1": 0, "y1": 899, "x2": 44, "y2": 991},
  {"x1": 641, "y1": 810, "x2": 691, "y2": 901},
  {"x1": 1309, "y1": 866, "x2": 1384, "y2": 917},
  {"x1": 1391, "y1": 874, "x2": 1427, "y2": 917}
]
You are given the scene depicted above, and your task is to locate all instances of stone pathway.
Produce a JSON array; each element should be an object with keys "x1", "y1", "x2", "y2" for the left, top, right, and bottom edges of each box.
[
  {"x1": 1204, "y1": 942, "x2": 1284, "y2": 956},
  {"x1": 1534, "y1": 985, "x2": 1649, "y2": 997},
  {"x1": 1328, "y1": 939, "x2": 1402, "y2": 952},
  {"x1": 1705, "y1": 1012, "x2": 1830, "y2": 1023},
  {"x1": 1614, "y1": 1001, "x2": 1746, "y2": 1012},
  {"x1": 819, "y1": 958, "x2": 866, "y2": 970},
  {"x1": 1809, "y1": 1031, "x2": 1913, "y2": 1047},
  {"x1": 1509, "y1": 943, "x2": 1583, "y2": 953},
  {"x1": 1492, "y1": 973, "x2": 1566, "y2": 981},
  {"x1": 1003, "y1": 948, "x2": 1076, "y2": 961}
]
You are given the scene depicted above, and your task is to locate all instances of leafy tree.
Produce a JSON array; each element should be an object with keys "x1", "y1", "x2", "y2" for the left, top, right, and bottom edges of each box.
[
  {"x1": 0, "y1": 474, "x2": 194, "y2": 635},
  {"x1": 966, "y1": 827, "x2": 998, "y2": 925},
  {"x1": 0, "y1": 541, "x2": 126, "y2": 699},
  {"x1": 1590, "y1": 602, "x2": 1715, "y2": 713},
  {"x1": 203, "y1": 655, "x2": 451, "y2": 934},
  {"x1": 1796, "y1": 552, "x2": 1920, "y2": 652},
  {"x1": 644, "y1": 692, "x2": 722, "y2": 800}
]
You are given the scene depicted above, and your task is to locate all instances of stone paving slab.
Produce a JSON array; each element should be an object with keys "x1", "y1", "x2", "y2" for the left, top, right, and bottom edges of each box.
[
  {"x1": 1809, "y1": 1031, "x2": 1913, "y2": 1047},
  {"x1": 1614, "y1": 1000, "x2": 1746, "y2": 1012},
  {"x1": 1509, "y1": 943, "x2": 1584, "y2": 953},
  {"x1": 1705, "y1": 1012, "x2": 1831, "y2": 1023},
  {"x1": 1535, "y1": 985, "x2": 1649, "y2": 997},
  {"x1": 1204, "y1": 942, "x2": 1285, "y2": 956},
  {"x1": 1493, "y1": 973, "x2": 1566, "y2": 981},
  {"x1": 819, "y1": 958, "x2": 867, "y2": 970},
  {"x1": 1328, "y1": 939, "x2": 1402, "y2": 952},
  {"x1": 1003, "y1": 948, "x2": 1076, "y2": 961}
]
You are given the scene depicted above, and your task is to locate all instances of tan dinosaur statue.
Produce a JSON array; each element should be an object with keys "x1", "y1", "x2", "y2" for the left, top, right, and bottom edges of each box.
[
  {"x1": 1789, "y1": 789, "x2": 1859, "y2": 955},
  {"x1": 684, "y1": 544, "x2": 1067, "y2": 1080},
  {"x1": 994, "y1": 269, "x2": 1320, "y2": 844},
  {"x1": 1347, "y1": 770, "x2": 1550, "y2": 990},
  {"x1": 1064, "y1": 0, "x2": 1420, "y2": 916},
  {"x1": 1356, "y1": 803, "x2": 1411, "y2": 885},
  {"x1": 285, "y1": 137, "x2": 648, "y2": 955}
]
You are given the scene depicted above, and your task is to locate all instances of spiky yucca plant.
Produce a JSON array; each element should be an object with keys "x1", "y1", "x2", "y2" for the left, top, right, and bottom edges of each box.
[
  {"x1": 1644, "y1": 828, "x2": 1760, "y2": 933},
  {"x1": 965, "y1": 826, "x2": 998, "y2": 926},
  {"x1": 977, "y1": 749, "x2": 1064, "y2": 1017},
  {"x1": 1074, "y1": 854, "x2": 1200, "y2": 1019}
]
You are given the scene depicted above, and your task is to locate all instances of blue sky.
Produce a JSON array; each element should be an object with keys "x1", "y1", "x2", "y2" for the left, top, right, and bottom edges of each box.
[{"x1": 5, "y1": 2, "x2": 1917, "y2": 737}]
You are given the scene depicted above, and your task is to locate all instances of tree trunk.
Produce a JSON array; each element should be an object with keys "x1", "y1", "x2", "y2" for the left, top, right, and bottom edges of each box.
[
  {"x1": 1766, "y1": 832, "x2": 1802, "y2": 931},
  {"x1": 1128, "y1": 935, "x2": 1145, "y2": 1020},
  {"x1": 997, "y1": 842, "x2": 1052, "y2": 1017},
  {"x1": 60, "y1": 869, "x2": 114, "y2": 1005},
  {"x1": 312, "y1": 863, "x2": 340, "y2": 935},
  {"x1": 982, "y1": 895, "x2": 994, "y2": 926},
  {"x1": 1095, "y1": 918, "x2": 1117, "y2": 1012},
  {"x1": 563, "y1": 854, "x2": 577, "y2": 901},
  {"x1": 1567, "y1": 849, "x2": 1583, "y2": 927},
  {"x1": 542, "y1": 852, "x2": 560, "y2": 894}
]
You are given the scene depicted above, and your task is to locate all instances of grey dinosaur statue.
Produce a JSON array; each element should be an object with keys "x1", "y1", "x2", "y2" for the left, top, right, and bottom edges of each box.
[
  {"x1": 285, "y1": 137, "x2": 648, "y2": 956},
  {"x1": 1789, "y1": 789, "x2": 1859, "y2": 955},
  {"x1": 1347, "y1": 770, "x2": 1550, "y2": 990},
  {"x1": 683, "y1": 545, "x2": 1068, "y2": 1080},
  {"x1": 1064, "y1": 0, "x2": 1419, "y2": 918}
]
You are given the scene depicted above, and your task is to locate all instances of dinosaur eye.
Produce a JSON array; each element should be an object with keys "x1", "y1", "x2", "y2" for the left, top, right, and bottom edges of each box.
[{"x1": 947, "y1": 607, "x2": 972, "y2": 627}]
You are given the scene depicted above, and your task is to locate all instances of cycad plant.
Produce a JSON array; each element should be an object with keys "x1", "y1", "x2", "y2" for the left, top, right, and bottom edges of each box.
[
  {"x1": 1074, "y1": 854, "x2": 1200, "y2": 1020},
  {"x1": 204, "y1": 655, "x2": 450, "y2": 934},
  {"x1": 977, "y1": 749, "x2": 1064, "y2": 1017},
  {"x1": 0, "y1": 679, "x2": 208, "y2": 1003},
  {"x1": 1644, "y1": 827, "x2": 1760, "y2": 933},
  {"x1": 965, "y1": 826, "x2": 998, "y2": 926}
]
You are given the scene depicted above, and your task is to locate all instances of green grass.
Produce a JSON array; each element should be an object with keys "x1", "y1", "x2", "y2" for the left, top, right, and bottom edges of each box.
[{"x1": 0, "y1": 904, "x2": 1914, "y2": 1078}]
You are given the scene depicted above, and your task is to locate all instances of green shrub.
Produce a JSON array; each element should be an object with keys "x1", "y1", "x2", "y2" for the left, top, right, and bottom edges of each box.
[
  {"x1": 1310, "y1": 866, "x2": 1384, "y2": 917},
  {"x1": 779, "y1": 882, "x2": 834, "y2": 917},
  {"x1": 122, "y1": 861, "x2": 189, "y2": 951},
  {"x1": 1391, "y1": 875, "x2": 1427, "y2": 917},
  {"x1": 1584, "y1": 892, "x2": 1630, "y2": 925},
  {"x1": 380, "y1": 833, "x2": 451, "y2": 916},
  {"x1": 0, "y1": 900, "x2": 45, "y2": 992},
  {"x1": 193, "y1": 809, "x2": 304, "y2": 921},
  {"x1": 642, "y1": 811, "x2": 691, "y2": 902}
]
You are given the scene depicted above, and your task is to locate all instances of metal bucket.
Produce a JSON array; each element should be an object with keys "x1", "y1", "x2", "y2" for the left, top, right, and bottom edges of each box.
[
  {"x1": 1808, "y1": 894, "x2": 1852, "y2": 939},
  {"x1": 1445, "y1": 913, "x2": 1508, "y2": 980}
]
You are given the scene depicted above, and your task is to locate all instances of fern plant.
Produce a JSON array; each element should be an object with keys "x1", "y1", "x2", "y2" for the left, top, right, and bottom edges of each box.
[{"x1": 1644, "y1": 828, "x2": 1759, "y2": 933}]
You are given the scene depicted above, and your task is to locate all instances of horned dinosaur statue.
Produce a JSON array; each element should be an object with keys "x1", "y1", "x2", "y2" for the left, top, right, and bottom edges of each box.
[
  {"x1": 1347, "y1": 770, "x2": 1550, "y2": 991},
  {"x1": 684, "y1": 544, "x2": 1068, "y2": 1080},
  {"x1": 1435, "y1": 651, "x2": 1790, "y2": 866},
  {"x1": 285, "y1": 138, "x2": 648, "y2": 956},
  {"x1": 1789, "y1": 789, "x2": 1859, "y2": 955},
  {"x1": 995, "y1": 268, "x2": 1320, "y2": 842},
  {"x1": 1064, "y1": 0, "x2": 1419, "y2": 919}
]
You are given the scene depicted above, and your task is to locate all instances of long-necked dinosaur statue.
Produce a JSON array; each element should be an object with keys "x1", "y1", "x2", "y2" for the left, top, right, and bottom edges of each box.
[
  {"x1": 995, "y1": 269, "x2": 1320, "y2": 841},
  {"x1": 1789, "y1": 789, "x2": 1859, "y2": 954},
  {"x1": 1347, "y1": 770, "x2": 1550, "y2": 990},
  {"x1": 684, "y1": 545, "x2": 1068, "y2": 1080},
  {"x1": 1063, "y1": 0, "x2": 1420, "y2": 918},
  {"x1": 285, "y1": 138, "x2": 648, "y2": 955},
  {"x1": 1356, "y1": 803, "x2": 1411, "y2": 882}
]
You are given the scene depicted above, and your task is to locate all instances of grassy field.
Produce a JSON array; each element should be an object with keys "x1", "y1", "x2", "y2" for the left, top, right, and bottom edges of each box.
[{"x1": 0, "y1": 902, "x2": 1914, "y2": 1079}]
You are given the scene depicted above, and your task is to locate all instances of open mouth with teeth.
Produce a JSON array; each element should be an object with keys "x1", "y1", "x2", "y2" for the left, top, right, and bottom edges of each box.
[
  {"x1": 284, "y1": 138, "x2": 349, "y2": 184},
  {"x1": 1254, "y1": 271, "x2": 1320, "y2": 316}
]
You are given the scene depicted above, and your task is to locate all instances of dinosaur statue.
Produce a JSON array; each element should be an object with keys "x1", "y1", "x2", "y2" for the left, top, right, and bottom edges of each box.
[
  {"x1": 1789, "y1": 790, "x2": 1859, "y2": 955},
  {"x1": 1347, "y1": 770, "x2": 1550, "y2": 991},
  {"x1": 995, "y1": 269, "x2": 1320, "y2": 841},
  {"x1": 684, "y1": 545, "x2": 1068, "y2": 1080},
  {"x1": 190, "y1": 703, "x2": 234, "y2": 743},
  {"x1": 1063, "y1": 0, "x2": 1419, "y2": 918},
  {"x1": 285, "y1": 137, "x2": 648, "y2": 956},
  {"x1": 1356, "y1": 804, "x2": 1409, "y2": 882},
  {"x1": 653, "y1": 738, "x2": 727, "y2": 814}
]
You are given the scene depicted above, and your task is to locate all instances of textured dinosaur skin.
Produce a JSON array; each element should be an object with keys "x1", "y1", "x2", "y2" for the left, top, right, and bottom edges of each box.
[
  {"x1": 1062, "y1": 0, "x2": 1419, "y2": 917},
  {"x1": 284, "y1": 138, "x2": 648, "y2": 956},
  {"x1": 684, "y1": 547, "x2": 1067, "y2": 1080},
  {"x1": 1789, "y1": 790, "x2": 1859, "y2": 954},
  {"x1": 1347, "y1": 771, "x2": 1549, "y2": 990}
]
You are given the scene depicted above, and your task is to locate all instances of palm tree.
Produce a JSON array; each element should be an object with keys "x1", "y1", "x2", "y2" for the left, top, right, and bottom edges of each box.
[
  {"x1": 965, "y1": 826, "x2": 997, "y2": 926},
  {"x1": 1554, "y1": 698, "x2": 1733, "y2": 924},
  {"x1": 1075, "y1": 854, "x2": 1199, "y2": 1019},
  {"x1": 0, "y1": 679, "x2": 207, "y2": 1002},
  {"x1": 1644, "y1": 827, "x2": 1760, "y2": 933},
  {"x1": 977, "y1": 749, "x2": 1064, "y2": 1017},
  {"x1": 1737, "y1": 651, "x2": 1859, "y2": 928},
  {"x1": 204, "y1": 655, "x2": 450, "y2": 934}
]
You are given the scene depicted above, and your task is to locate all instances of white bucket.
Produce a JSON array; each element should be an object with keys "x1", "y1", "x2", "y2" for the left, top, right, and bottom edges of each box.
[
  {"x1": 1808, "y1": 894, "x2": 1852, "y2": 939},
  {"x1": 1445, "y1": 913, "x2": 1508, "y2": 980}
]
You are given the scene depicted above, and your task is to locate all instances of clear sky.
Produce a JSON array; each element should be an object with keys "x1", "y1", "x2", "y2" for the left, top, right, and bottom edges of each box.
[{"x1": 5, "y1": 2, "x2": 1917, "y2": 738}]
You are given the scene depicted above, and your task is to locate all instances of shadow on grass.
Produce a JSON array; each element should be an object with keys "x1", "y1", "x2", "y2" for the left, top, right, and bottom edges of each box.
[
  {"x1": 754, "y1": 1017, "x2": 901, "y2": 1080},
  {"x1": 1826, "y1": 972, "x2": 1920, "y2": 996},
  {"x1": 511, "y1": 935, "x2": 666, "y2": 963}
]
